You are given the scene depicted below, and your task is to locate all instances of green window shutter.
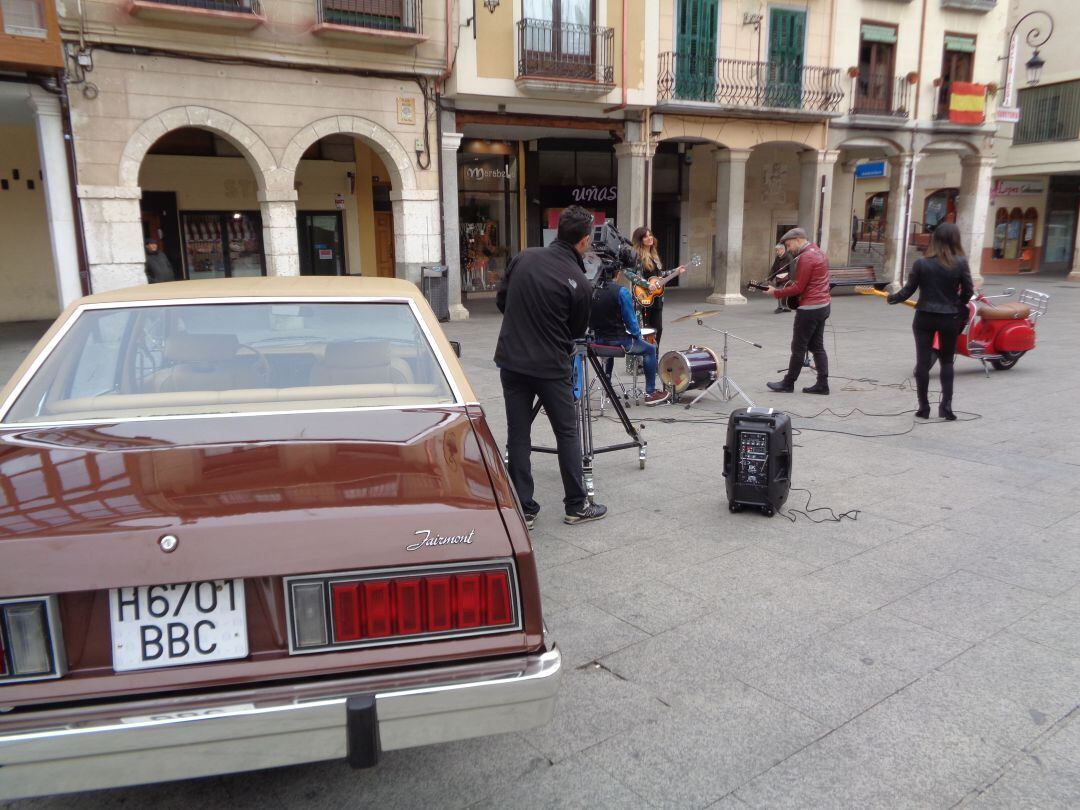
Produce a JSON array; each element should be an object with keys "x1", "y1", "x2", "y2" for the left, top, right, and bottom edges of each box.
[
  {"x1": 861, "y1": 24, "x2": 897, "y2": 44},
  {"x1": 675, "y1": 0, "x2": 718, "y2": 101},
  {"x1": 944, "y1": 34, "x2": 976, "y2": 53}
]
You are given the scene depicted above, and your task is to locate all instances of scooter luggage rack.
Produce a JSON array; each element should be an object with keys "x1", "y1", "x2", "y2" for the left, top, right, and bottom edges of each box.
[
  {"x1": 528, "y1": 340, "x2": 646, "y2": 503},
  {"x1": 1019, "y1": 289, "x2": 1049, "y2": 320}
]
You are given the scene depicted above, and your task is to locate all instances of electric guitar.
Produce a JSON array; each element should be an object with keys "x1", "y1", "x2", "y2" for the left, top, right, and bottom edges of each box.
[
  {"x1": 854, "y1": 285, "x2": 917, "y2": 308},
  {"x1": 634, "y1": 255, "x2": 701, "y2": 307},
  {"x1": 747, "y1": 278, "x2": 799, "y2": 310}
]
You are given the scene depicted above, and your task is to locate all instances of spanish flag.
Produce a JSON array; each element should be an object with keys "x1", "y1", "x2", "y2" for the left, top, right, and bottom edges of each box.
[{"x1": 949, "y1": 82, "x2": 987, "y2": 125}]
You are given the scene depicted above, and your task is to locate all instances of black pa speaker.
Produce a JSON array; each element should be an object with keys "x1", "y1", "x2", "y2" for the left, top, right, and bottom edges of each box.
[{"x1": 723, "y1": 407, "x2": 792, "y2": 517}]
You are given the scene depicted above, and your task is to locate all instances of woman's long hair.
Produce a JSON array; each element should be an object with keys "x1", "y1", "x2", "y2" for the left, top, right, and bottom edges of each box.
[
  {"x1": 631, "y1": 226, "x2": 660, "y2": 272},
  {"x1": 925, "y1": 222, "x2": 965, "y2": 269}
]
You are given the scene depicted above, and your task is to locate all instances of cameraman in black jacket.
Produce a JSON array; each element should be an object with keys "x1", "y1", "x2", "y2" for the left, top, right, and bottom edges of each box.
[{"x1": 494, "y1": 206, "x2": 607, "y2": 528}]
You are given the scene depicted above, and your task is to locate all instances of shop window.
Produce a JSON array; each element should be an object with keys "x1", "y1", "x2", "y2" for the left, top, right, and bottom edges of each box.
[
  {"x1": 864, "y1": 191, "x2": 889, "y2": 240},
  {"x1": 1, "y1": 0, "x2": 47, "y2": 36},
  {"x1": 459, "y1": 150, "x2": 519, "y2": 294},
  {"x1": 538, "y1": 150, "x2": 575, "y2": 185},
  {"x1": 1003, "y1": 207, "x2": 1023, "y2": 260},
  {"x1": 1021, "y1": 207, "x2": 1038, "y2": 252},
  {"x1": 992, "y1": 207, "x2": 1008, "y2": 258},
  {"x1": 181, "y1": 211, "x2": 265, "y2": 279}
]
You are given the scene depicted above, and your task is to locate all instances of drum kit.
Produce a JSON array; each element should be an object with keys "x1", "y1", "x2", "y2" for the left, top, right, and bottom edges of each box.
[{"x1": 660, "y1": 309, "x2": 763, "y2": 408}]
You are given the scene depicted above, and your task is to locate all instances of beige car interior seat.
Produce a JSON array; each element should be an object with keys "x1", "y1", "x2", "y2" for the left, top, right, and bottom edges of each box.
[
  {"x1": 151, "y1": 333, "x2": 268, "y2": 393},
  {"x1": 309, "y1": 340, "x2": 415, "y2": 387}
]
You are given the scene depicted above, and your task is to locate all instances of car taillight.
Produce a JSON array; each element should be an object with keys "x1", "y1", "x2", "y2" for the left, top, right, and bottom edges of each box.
[
  {"x1": 0, "y1": 596, "x2": 65, "y2": 683},
  {"x1": 285, "y1": 562, "x2": 521, "y2": 654}
]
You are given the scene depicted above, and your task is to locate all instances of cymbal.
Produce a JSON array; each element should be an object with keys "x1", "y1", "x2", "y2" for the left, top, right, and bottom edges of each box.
[{"x1": 673, "y1": 309, "x2": 723, "y2": 323}]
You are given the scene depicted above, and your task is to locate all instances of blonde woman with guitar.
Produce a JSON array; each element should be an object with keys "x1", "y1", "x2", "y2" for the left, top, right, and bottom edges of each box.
[{"x1": 628, "y1": 227, "x2": 687, "y2": 351}]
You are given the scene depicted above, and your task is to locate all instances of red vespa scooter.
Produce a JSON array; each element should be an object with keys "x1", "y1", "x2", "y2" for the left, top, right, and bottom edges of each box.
[
  {"x1": 951, "y1": 286, "x2": 1049, "y2": 373},
  {"x1": 857, "y1": 285, "x2": 1049, "y2": 374}
]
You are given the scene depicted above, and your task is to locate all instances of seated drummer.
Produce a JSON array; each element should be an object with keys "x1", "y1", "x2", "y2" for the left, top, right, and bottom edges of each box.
[{"x1": 590, "y1": 265, "x2": 670, "y2": 406}]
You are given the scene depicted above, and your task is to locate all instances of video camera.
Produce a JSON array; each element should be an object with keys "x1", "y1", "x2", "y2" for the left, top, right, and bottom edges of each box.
[{"x1": 583, "y1": 222, "x2": 638, "y2": 286}]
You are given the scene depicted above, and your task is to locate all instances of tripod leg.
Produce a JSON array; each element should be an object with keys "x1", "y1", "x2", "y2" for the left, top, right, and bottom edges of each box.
[{"x1": 588, "y1": 351, "x2": 643, "y2": 444}]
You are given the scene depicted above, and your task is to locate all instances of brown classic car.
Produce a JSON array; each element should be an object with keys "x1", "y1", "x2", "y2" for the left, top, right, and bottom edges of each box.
[{"x1": 0, "y1": 277, "x2": 560, "y2": 800}]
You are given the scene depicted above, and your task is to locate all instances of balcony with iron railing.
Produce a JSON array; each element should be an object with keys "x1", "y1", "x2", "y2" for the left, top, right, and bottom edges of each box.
[
  {"x1": 1014, "y1": 81, "x2": 1080, "y2": 145},
  {"x1": 850, "y1": 74, "x2": 911, "y2": 118},
  {"x1": 126, "y1": 0, "x2": 265, "y2": 30},
  {"x1": 656, "y1": 52, "x2": 844, "y2": 115},
  {"x1": 516, "y1": 19, "x2": 614, "y2": 94},
  {"x1": 312, "y1": 0, "x2": 425, "y2": 44}
]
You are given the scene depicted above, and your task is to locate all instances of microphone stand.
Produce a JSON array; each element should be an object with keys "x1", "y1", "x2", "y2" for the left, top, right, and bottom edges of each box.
[{"x1": 686, "y1": 320, "x2": 763, "y2": 409}]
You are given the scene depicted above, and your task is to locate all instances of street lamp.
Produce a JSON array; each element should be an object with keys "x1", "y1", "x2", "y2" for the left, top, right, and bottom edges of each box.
[
  {"x1": 1025, "y1": 49, "x2": 1045, "y2": 86},
  {"x1": 1009, "y1": 10, "x2": 1054, "y2": 88}
]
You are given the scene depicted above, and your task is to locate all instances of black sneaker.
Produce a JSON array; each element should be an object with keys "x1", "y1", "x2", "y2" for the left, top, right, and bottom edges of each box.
[
  {"x1": 564, "y1": 503, "x2": 607, "y2": 525},
  {"x1": 523, "y1": 512, "x2": 537, "y2": 530},
  {"x1": 802, "y1": 383, "x2": 830, "y2": 395},
  {"x1": 767, "y1": 380, "x2": 794, "y2": 393}
]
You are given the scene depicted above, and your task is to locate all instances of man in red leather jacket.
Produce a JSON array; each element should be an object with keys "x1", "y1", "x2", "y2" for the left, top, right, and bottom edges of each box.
[{"x1": 762, "y1": 227, "x2": 831, "y2": 395}]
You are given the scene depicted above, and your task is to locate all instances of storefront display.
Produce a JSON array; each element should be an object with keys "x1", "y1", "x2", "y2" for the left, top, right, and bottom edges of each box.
[
  {"x1": 458, "y1": 142, "x2": 519, "y2": 294},
  {"x1": 181, "y1": 211, "x2": 265, "y2": 279}
]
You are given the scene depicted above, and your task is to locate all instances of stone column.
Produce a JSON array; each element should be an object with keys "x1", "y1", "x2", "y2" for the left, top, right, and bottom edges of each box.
[
  {"x1": 957, "y1": 153, "x2": 996, "y2": 287},
  {"x1": 27, "y1": 87, "x2": 83, "y2": 305},
  {"x1": 883, "y1": 153, "x2": 916, "y2": 289},
  {"x1": 614, "y1": 140, "x2": 653, "y2": 235},
  {"x1": 828, "y1": 159, "x2": 857, "y2": 267},
  {"x1": 78, "y1": 185, "x2": 145, "y2": 292},
  {"x1": 799, "y1": 150, "x2": 839, "y2": 252},
  {"x1": 440, "y1": 128, "x2": 468, "y2": 320},
  {"x1": 706, "y1": 148, "x2": 751, "y2": 305},
  {"x1": 258, "y1": 190, "x2": 300, "y2": 277},
  {"x1": 390, "y1": 189, "x2": 441, "y2": 285}
]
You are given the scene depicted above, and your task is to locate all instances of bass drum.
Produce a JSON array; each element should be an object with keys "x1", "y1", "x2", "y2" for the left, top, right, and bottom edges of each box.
[{"x1": 659, "y1": 346, "x2": 719, "y2": 394}]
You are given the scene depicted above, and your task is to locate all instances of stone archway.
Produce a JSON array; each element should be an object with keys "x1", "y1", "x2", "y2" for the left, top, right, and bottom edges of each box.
[
  {"x1": 118, "y1": 106, "x2": 277, "y2": 192},
  {"x1": 280, "y1": 115, "x2": 435, "y2": 285},
  {"x1": 78, "y1": 107, "x2": 282, "y2": 292}
]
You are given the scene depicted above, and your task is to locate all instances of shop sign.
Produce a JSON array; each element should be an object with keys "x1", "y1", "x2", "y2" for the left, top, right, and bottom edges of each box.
[
  {"x1": 992, "y1": 179, "x2": 1044, "y2": 197},
  {"x1": 464, "y1": 166, "x2": 515, "y2": 181},
  {"x1": 318, "y1": 249, "x2": 333, "y2": 260},
  {"x1": 996, "y1": 107, "x2": 1021, "y2": 124},
  {"x1": 570, "y1": 185, "x2": 617, "y2": 203},
  {"x1": 855, "y1": 161, "x2": 887, "y2": 179}
]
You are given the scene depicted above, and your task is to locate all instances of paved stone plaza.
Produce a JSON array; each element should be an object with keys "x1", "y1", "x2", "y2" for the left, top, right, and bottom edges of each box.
[{"x1": 3, "y1": 278, "x2": 1080, "y2": 808}]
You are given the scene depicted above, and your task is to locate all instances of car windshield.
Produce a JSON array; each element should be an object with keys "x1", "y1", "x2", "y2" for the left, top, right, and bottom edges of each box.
[{"x1": 2, "y1": 300, "x2": 457, "y2": 423}]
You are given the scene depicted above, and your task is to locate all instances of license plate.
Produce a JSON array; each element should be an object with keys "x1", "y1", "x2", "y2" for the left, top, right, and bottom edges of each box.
[{"x1": 109, "y1": 580, "x2": 248, "y2": 672}]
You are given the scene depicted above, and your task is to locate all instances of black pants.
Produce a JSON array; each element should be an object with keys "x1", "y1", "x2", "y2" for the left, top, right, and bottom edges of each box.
[
  {"x1": 500, "y1": 367, "x2": 587, "y2": 515},
  {"x1": 642, "y1": 298, "x2": 663, "y2": 350},
  {"x1": 912, "y1": 310, "x2": 963, "y2": 406},
  {"x1": 783, "y1": 305, "x2": 830, "y2": 385}
]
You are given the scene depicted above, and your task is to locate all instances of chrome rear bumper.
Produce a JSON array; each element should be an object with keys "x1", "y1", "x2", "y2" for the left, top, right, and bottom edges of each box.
[{"x1": 0, "y1": 647, "x2": 561, "y2": 800}]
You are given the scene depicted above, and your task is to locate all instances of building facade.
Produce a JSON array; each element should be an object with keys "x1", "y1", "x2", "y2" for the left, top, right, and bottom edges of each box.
[
  {"x1": 0, "y1": 0, "x2": 81, "y2": 321},
  {"x1": 825, "y1": 0, "x2": 1007, "y2": 288},
  {"x1": 982, "y1": 0, "x2": 1079, "y2": 278},
  {"x1": 2, "y1": 0, "x2": 454, "y2": 323}
]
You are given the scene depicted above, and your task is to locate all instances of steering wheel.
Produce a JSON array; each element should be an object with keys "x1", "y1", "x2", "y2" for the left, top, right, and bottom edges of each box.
[{"x1": 237, "y1": 344, "x2": 272, "y2": 385}]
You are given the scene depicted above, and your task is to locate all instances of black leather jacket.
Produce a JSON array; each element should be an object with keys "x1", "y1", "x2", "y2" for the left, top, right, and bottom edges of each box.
[{"x1": 888, "y1": 256, "x2": 974, "y2": 315}]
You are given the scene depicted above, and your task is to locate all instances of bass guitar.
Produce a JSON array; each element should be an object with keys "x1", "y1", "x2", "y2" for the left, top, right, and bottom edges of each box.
[
  {"x1": 854, "y1": 285, "x2": 917, "y2": 308},
  {"x1": 634, "y1": 254, "x2": 701, "y2": 307},
  {"x1": 746, "y1": 279, "x2": 799, "y2": 310}
]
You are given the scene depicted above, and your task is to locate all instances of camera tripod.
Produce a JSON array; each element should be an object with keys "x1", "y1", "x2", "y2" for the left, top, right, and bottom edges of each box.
[
  {"x1": 530, "y1": 341, "x2": 646, "y2": 503},
  {"x1": 685, "y1": 320, "x2": 763, "y2": 409}
]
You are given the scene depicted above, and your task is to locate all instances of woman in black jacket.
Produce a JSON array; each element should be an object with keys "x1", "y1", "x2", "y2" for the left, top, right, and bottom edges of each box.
[{"x1": 888, "y1": 223, "x2": 974, "y2": 421}]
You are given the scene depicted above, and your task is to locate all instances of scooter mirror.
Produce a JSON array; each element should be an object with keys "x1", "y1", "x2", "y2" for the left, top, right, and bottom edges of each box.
[{"x1": 1002, "y1": 287, "x2": 1016, "y2": 295}]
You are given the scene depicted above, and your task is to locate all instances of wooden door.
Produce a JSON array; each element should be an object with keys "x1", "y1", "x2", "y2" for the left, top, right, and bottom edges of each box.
[
  {"x1": 374, "y1": 212, "x2": 396, "y2": 278},
  {"x1": 766, "y1": 8, "x2": 806, "y2": 108},
  {"x1": 675, "y1": 0, "x2": 718, "y2": 101}
]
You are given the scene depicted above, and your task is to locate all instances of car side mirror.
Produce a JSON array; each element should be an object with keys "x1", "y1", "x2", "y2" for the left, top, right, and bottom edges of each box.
[{"x1": 449, "y1": 340, "x2": 461, "y2": 358}]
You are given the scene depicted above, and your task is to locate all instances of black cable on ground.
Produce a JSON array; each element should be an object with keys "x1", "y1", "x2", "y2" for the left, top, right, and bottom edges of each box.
[{"x1": 778, "y1": 487, "x2": 860, "y2": 524}]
